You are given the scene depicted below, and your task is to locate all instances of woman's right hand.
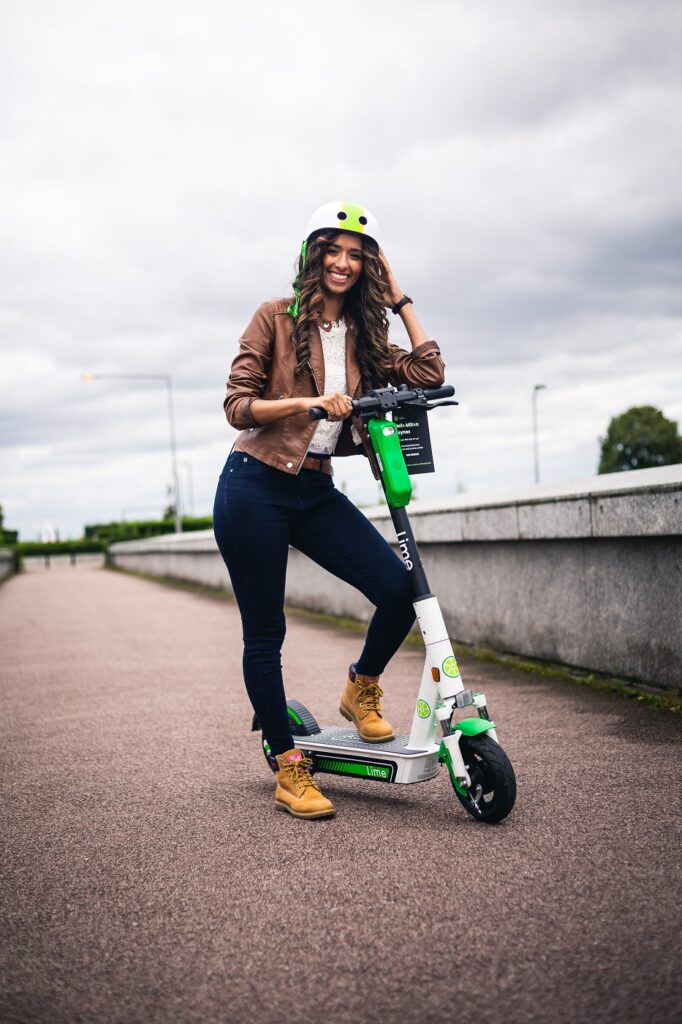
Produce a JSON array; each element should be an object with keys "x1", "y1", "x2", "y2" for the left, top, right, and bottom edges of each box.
[{"x1": 301, "y1": 393, "x2": 354, "y2": 422}]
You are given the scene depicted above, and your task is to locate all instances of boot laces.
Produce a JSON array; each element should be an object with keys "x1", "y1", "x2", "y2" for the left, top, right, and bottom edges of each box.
[
  {"x1": 281, "y1": 756, "x2": 318, "y2": 790},
  {"x1": 357, "y1": 682, "x2": 384, "y2": 714}
]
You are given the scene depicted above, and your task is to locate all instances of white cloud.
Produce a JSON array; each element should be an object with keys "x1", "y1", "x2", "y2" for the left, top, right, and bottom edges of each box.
[{"x1": 1, "y1": 0, "x2": 681, "y2": 537}]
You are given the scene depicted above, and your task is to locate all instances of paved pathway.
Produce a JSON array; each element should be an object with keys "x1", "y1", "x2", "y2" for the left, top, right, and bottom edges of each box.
[{"x1": 1, "y1": 563, "x2": 680, "y2": 1024}]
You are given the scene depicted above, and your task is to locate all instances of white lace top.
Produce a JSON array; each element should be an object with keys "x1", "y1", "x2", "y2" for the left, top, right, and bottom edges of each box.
[{"x1": 308, "y1": 320, "x2": 348, "y2": 455}]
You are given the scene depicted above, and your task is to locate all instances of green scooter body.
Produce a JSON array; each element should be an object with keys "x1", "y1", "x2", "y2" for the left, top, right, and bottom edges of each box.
[{"x1": 367, "y1": 417, "x2": 412, "y2": 508}]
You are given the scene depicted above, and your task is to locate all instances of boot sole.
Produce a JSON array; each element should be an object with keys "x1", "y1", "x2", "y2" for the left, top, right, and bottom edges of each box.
[
  {"x1": 339, "y1": 704, "x2": 395, "y2": 743},
  {"x1": 275, "y1": 800, "x2": 335, "y2": 819}
]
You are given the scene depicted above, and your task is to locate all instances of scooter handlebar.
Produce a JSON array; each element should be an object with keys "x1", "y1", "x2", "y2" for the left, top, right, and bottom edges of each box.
[
  {"x1": 308, "y1": 406, "x2": 330, "y2": 421},
  {"x1": 422, "y1": 385, "x2": 455, "y2": 401},
  {"x1": 308, "y1": 384, "x2": 455, "y2": 420}
]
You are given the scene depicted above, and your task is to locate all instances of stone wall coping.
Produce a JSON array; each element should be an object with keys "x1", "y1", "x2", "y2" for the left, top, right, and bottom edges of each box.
[
  {"x1": 366, "y1": 463, "x2": 682, "y2": 518},
  {"x1": 110, "y1": 531, "x2": 217, "y2": 553}
]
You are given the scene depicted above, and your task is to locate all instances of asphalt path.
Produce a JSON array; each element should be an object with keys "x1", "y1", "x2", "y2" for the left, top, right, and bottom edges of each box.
[{"x1": 1, "y1": 562, "x2": 680, "y2": 1024}]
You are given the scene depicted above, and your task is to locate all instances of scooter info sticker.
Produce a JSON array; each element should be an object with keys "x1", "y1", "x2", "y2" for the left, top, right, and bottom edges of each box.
[{"x1": 442, "y1": 656, "x2": 460, "y2": 678}]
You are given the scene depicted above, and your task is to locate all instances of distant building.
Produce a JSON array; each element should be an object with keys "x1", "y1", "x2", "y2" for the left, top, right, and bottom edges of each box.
[{"x1": 41, "y1": 523, "x2": 57, "y2": 543}]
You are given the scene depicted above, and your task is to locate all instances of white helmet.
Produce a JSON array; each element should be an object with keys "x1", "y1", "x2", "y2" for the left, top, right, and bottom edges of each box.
[
  {"x1": 304, "y1": 201, "x2": 380, "y2": 247},
  {"x1": 288, "y1": 201, "x2": 380, "y2": 320}
]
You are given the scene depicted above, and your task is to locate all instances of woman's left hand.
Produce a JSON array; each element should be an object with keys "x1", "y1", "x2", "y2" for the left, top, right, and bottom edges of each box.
[{"x1": 379, "y1": 249, "x2": 404, "y2": 308}]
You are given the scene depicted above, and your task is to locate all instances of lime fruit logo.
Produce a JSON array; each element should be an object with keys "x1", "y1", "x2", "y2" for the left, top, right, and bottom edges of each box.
[
  {"x1": 442, "y1": 656, "x2": 460, "y2": 678},
  {"x1": 417, "y1": 699, "x2": 431, "y2": 719}
]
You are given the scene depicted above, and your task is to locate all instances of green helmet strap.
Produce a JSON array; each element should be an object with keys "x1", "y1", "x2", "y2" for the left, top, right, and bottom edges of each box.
[{"x1": 287, "y1": 239, "x2": 308, "y2": 320}]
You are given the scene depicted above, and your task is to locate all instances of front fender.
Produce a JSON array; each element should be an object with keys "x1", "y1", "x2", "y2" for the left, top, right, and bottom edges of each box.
[
  {"x1": 438, "y1": 718, "x2": 497, "y2": 795},
  {"x1": 454, "y1": 717, "x2": 496, "y2": 737}
]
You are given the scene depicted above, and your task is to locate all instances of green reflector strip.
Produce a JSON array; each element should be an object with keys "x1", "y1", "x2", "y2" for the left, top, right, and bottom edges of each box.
[
  {"x1": 287, "y1": 708, "x2": 302, "y2": 726},
  {"x1": 318, "y1": 758, "x2": 391, "y2": 780}
]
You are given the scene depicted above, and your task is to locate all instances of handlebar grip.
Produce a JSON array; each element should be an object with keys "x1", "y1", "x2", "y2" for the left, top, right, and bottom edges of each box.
[
  {"x1": 423, "y1": 385, "x2": 455, "y2": 400},
  {"x1": 308, "y1": 407, "x2": 328, "y2": 421}
]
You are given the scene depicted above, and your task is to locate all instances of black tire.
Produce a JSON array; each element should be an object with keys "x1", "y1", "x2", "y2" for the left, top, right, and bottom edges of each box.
[
  {"x1": 455, "y1": 734, "x2": 516, "y2": 824},
  {"x1": 259, "y1": 700, "x2": 321, "y2": 774},
  {"x1": 286, "y1": 700, "x2": 321, "y2": 737}
]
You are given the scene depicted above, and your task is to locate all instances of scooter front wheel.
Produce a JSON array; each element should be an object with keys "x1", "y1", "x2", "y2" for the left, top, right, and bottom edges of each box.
[{"x1": 455, "y1": 734, "x2": 516, "y2": 824}]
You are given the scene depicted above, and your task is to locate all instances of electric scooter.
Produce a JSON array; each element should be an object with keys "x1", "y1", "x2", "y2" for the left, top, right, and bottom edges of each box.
[{"x1": 254, "y1": 383, "x2": 516, "y2": 824}]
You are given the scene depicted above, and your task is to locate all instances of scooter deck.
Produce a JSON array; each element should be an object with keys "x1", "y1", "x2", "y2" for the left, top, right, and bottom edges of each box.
[{"x1": 292, "y1": 726, "x2": 440, "y2": 785}]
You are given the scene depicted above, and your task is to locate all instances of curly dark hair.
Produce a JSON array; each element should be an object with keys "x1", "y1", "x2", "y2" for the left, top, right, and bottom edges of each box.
[{"x1": 290, "y1": 231, "x2": 393, "y2": 390}]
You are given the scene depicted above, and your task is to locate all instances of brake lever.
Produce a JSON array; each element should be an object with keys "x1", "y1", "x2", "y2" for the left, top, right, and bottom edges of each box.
[{"x1": 403, "y1": 399, "x2": 459, "y2": 411}]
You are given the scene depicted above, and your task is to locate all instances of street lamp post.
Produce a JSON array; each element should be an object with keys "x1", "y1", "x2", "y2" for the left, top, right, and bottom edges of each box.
[
  {"x1": 82, "y1": 372, "x2": 182, "y2": 534},
  {"x1": 532, "y1": 384, "x2": 547, "y2": 484},
  {"x1": 181, "y1": 461, "x2": 195, "y2": 518}
]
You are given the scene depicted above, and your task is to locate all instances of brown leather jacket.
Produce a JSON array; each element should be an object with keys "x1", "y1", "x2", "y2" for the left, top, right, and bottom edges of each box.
[{"x1": 223, "y1": 298, "x2": 446, "y2": 477}]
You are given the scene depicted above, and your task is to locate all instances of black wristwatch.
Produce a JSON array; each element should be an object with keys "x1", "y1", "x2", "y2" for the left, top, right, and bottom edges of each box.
[{"x1": 392, "y1": 294, "x2": 413, "y2": 315}]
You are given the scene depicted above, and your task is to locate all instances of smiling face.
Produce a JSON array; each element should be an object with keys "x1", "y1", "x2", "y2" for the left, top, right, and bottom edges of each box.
[{"x1": 321, "y1": 232, "x2": 364, "y2": 297}]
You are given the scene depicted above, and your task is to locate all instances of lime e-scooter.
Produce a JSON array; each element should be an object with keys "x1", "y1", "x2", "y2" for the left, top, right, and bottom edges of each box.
[{"x1": 255, "y1": 384, "x2": 516, "y2": 823}]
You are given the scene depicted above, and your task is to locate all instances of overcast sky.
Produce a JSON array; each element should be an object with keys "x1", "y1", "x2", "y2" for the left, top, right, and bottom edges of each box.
[{"x1": 2, "y1": 0, "x2": 681, "y2": 539}]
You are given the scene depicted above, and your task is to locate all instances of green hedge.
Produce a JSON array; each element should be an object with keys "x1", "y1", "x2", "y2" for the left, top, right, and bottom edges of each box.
[
  {"x1": 15, "y1": 540, "x2": 106, "y2": 557},
  {"x1": 84, "y1": 516, "x2": 212, "y2": 543},
  {"x1": 9, "y1": 517, "x2": 214, "y2": 558}
]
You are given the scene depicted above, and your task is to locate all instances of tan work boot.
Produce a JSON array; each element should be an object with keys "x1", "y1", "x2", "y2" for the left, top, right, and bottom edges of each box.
[
  {"x1": 274, "y1": 749, "x2": 335, "y2": 819},
  {"x1": 339, "y1": 664, "x2": 395, "y2": 743}
]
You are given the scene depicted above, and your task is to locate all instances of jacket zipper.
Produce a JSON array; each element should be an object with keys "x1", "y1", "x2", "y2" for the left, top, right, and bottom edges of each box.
[{"x1": 291, "y1": 359, "x2": 325, "y2": 474}]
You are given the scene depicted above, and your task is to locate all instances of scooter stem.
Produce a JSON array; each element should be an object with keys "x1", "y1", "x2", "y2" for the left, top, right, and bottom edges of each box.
[{"x1": 388, "y1": 504, "x2": 432, "y2": 601}]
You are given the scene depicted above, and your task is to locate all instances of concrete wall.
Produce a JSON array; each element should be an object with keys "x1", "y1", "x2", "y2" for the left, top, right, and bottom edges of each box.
[
  {"x1": 0, "y1": 548, "x2": 15, "y2": 582},
  {"x1": 109, "y1": 465, "x2": 682, "y2": 689}
]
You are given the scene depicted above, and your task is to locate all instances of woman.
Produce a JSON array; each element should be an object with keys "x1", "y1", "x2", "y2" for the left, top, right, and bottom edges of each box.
[{"x1": 214, "y1": 202, "x2": 445, "y2": 820}]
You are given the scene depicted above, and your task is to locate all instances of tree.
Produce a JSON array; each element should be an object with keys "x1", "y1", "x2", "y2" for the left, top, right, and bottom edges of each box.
[{"x1": 598, "y1": 406, "x2": 682, "y2": 474}]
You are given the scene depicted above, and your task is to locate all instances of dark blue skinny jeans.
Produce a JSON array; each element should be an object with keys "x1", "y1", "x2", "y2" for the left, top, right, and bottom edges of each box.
[{"x1": 213, "y1": 451, "x2": 416, "y2": 757}]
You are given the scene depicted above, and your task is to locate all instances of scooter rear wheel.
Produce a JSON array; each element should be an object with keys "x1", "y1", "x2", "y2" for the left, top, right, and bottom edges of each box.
[
  {"x1": 455, "y1": 734, "x2": 516, "y2": 824},
  {"x1": 259, "y1": 700, "x2": 322, "y2": 774}
]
